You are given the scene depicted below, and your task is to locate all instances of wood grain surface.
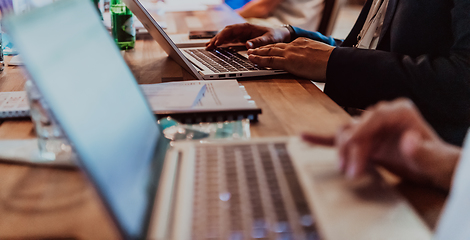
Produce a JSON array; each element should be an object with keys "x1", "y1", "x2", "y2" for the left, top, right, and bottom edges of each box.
[{"x1": 0, "y1": 4, "x2": 446, "y2": 239}]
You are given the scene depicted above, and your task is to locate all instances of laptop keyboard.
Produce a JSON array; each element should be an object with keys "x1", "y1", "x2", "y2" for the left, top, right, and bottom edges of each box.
[
  {"x1": 192, "y1": 142, "x2": 320, "y2": 240},
  {"x1": 184, "y1": 48, "x2": 263, "y2": 73}
]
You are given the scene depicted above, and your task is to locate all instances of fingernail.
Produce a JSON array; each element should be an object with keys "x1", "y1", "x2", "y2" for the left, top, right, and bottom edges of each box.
[{"x1": 247, "y1": 42, "x2": 253, "y2": 48}]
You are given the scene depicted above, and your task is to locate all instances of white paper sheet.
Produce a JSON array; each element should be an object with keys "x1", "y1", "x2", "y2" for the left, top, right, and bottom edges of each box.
[
  {"x1": 168, "y1": 33, "x2": 209, "y2": 48},
  {"x1": 162, "y1": 4, "x2": 208, "y2": 12},
  {"x1": 8, "y1": 55, "x2": 24, "y2": 66},
  {"x1": 142, "y1": 0, "x2": 209, "y2": 13},
  {"x1": 0, "y1": 139, "x2": 76, "y2": 167},
  {"x1": 184, "y1": 16, "x2": 203, "y2": 29},
  {"x1": 102, "y1": 11, "x2": 167, "y2": 31},
  {"x1": 140, "y1": 80, "x2": 256, "y2": 112},
  {"x1": 140, "y1": 82, "x2": 203, "y2": 109},
  {"x1": 165, "y1": 0, "x2": 222, "y2": 5}
]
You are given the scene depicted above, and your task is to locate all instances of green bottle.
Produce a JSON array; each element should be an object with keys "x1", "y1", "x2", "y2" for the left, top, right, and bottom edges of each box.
[{"x1": 110, "y1": 0, "x2": 135, "y2": 50}]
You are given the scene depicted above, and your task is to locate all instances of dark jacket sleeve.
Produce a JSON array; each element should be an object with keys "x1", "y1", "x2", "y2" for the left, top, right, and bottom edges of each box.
[{"x1": 324, "y1": 0, "x2": 470, "y2": 145}]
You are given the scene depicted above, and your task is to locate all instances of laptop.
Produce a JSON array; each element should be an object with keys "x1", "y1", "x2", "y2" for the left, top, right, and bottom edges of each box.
[
  {"x1": 4, "y1": 1, "x2": 432, "y2": 239},
  {"x1": 122, "y1": 0, "x2": 287, "y2": 80}
]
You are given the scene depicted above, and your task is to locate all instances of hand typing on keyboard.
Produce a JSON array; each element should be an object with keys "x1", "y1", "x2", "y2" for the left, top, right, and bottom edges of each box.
[
  {"x1": 205, "y1": 23, "x2": 291, "y2": 50},
  {"x1": 247, "y1": 37, "x2": 334, "y2": 81}
]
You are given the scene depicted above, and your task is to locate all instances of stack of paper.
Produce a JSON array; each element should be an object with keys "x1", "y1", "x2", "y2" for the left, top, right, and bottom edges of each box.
[{"x1": 0, "y1": 91, "x2": 30, "y2": 118}]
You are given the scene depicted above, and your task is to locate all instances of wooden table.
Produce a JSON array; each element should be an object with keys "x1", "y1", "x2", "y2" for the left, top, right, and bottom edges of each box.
[{"x1": 0, "y1": 4, "x2": 447, "y2": 239}]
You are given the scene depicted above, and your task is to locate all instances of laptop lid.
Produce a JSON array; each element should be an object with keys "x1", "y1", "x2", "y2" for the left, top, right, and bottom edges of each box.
[
  {"x1": 122, "y1": 0, "x2": 203, "y2": 80},
  {"x1": 4, "y1": 1, "x2": 167, "y2": 239}
]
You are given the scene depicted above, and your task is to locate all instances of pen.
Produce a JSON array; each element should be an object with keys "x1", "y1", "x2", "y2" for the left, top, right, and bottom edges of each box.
[{"x1": 191, "y1": 84, "x2": 207, "y2": 108}]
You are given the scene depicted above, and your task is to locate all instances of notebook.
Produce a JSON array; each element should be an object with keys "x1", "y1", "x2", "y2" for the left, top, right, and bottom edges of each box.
[
  {"x1": 141, "y1": 80, "x2": 261, "y2": 123},
  {"x1": 4, "y1": 1, "x2": 432, "y2": 239},
  {"x1": 0, "y1": 80, "x2": 261, "y2": 122},
  {"x1": 0, "y1": 91, "x2": 29, "y2": 118}
]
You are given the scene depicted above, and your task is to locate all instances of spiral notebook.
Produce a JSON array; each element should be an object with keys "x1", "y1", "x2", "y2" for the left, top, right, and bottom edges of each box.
[
  {"x1": 0, "y1": 91, "x2": 30, "y2": 118},
  {"x1": 0, "y1": 80, "x2": 261, "y2": 122},
  {"x1": 141, "y1": 80, "x2": 262, "y2": 123}
]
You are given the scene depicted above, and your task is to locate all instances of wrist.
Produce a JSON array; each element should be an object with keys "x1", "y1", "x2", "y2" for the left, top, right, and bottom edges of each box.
[{"x1": 281, "y1": 24, "x2": 295, "y2": 42}]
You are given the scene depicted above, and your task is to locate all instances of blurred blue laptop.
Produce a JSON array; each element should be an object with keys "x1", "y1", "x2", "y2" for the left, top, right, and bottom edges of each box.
[{"x1": 3, "y1": 0, "x2": 432, "y2": 239}]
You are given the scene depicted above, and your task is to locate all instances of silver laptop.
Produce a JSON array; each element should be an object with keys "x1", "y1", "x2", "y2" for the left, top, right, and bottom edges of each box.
[
  {"x1": 122, "y1": 0, "x2": 287, "y2": 80},
  {"x1": 5, "y1": 1, "x2": 432, "y2": 239}
]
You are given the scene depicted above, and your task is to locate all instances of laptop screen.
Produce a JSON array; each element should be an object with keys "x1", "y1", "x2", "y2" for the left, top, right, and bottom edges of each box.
[{"x1": 4, "y1": 0, "x2": 162, "y2": 238}]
